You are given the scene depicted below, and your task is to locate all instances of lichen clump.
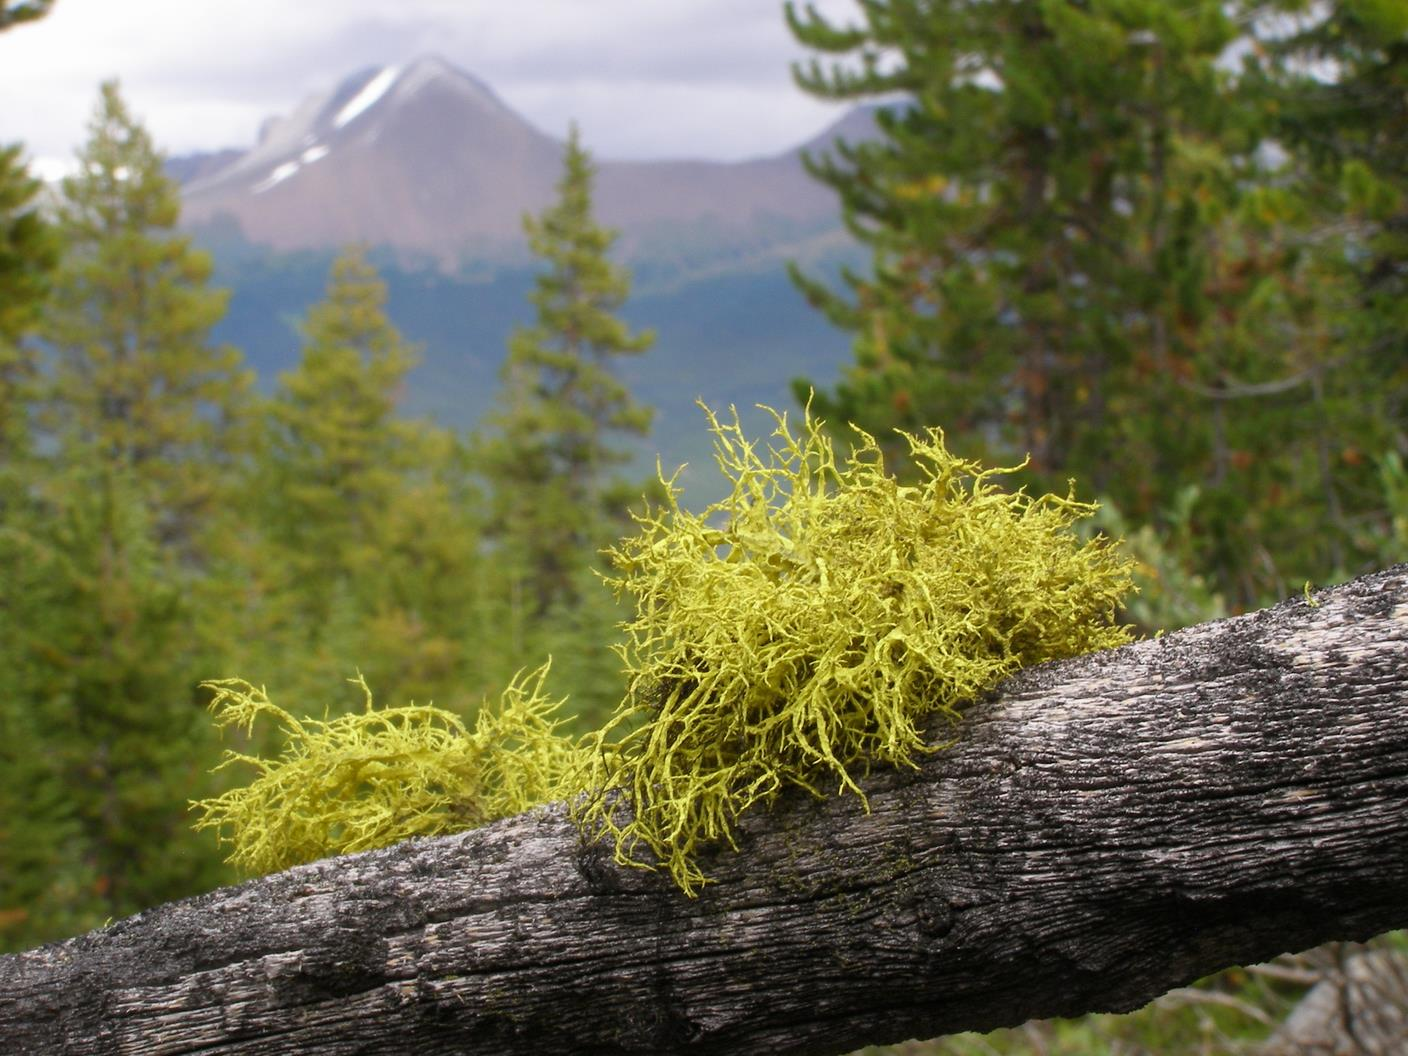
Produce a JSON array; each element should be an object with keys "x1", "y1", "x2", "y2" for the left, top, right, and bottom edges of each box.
[
  {"x1": 191, "y1": 664, "x2": 585, "y2": 875},
  {"x1": 578, "y1": 405, "x2": 1135, "y2": 893},
  {"x1": 192, "y1": 404, "x2": 1135, "y2": 894}
]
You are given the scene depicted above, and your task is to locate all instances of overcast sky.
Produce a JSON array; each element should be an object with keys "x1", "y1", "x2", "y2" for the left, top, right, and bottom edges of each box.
[{"x1": 1, "y1": 0, "x2": 863, "y2": 174}]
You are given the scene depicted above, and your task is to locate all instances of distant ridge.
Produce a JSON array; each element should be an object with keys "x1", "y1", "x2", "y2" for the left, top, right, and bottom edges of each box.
[{"x1": 178, "y1": 54, "x2": 877, "y2": 266}]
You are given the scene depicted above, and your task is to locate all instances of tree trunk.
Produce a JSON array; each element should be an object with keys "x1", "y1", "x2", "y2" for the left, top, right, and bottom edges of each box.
[{"x1": 3, "y1": 565, "x2": 1407, "y2": 1056}]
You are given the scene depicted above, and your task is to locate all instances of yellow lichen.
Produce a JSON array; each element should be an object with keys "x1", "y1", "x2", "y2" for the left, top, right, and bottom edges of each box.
[
  {"x1": 190, "y1": 663, "x2": 586, "y2": 875},
  {"x1": 192, "y1": 404, "x2": 1136, "y2": 895},
  {"x1": 576, "y1": 403, "x2": 1135, "y2": 894}
]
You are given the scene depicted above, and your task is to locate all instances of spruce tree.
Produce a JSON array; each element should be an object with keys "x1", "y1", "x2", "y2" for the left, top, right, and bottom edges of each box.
[
  {"x1": 256, "y1": 246, "x2": 483, "y2": 709},
  {"x1": 261, "y1": 246, "x2": 421, "y2": 598},
  {"x1": 6, "y1": 466, "x2": 228, "y2": 941},
  {"x1": 483, "y1": 124, "x2": 654, "y2": 620},
  {"x1": 0, "y1": 144, "x2": 64, "y2": 951},
  {"x1": 0, "y1": 7, "x2": 63, "y2": 940},
  {"x1": 0, "y1": 143, "x2": 58, "y2": 466},
  {"x1": 44, "y1": 80, "x2": 251, "y2": 553}
]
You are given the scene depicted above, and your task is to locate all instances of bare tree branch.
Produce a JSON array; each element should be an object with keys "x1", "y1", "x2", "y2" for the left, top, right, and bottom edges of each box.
[
  {"x1": 3, "y1": 565, "x2": 1407, "y2": 1056},
  {"x1": 1260, "y1": 942, "x2": 1408, "y2": 1056}
]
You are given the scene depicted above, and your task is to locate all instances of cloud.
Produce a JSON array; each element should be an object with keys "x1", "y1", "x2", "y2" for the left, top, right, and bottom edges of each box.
[{"x1": 0, "y1": 0, "x2": 861, "y2": 165}]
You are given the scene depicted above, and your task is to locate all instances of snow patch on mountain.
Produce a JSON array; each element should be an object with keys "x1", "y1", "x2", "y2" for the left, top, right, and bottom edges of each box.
[
  {"x1": 254, "y1": 90, "x2": 334, "y2": 164},
  {"x1": 300, "y1": 144, "x2": 329, "y2": 165},
  {"x1": 252, "y1": 161, "x2": 300, "y2": 194},
  {"x1": 335, "y1": 66, "x2": 400, "y2": 129}
]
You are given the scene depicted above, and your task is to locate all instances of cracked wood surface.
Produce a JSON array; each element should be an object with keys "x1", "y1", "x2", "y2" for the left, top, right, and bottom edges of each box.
[{"x1": 2, "y1": 565, "x2": 1407, "y2": 1055}]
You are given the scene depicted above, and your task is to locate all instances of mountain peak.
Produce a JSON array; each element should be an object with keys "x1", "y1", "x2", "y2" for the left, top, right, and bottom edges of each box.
[
  {"x1": 184, "y1": 54, "x2": 538, "y2": 197},
  {"x1": 181, "y1": 54, "x2": 563, "y2": 254},
  {"x1": 325, "y1": 56, "x2": 510, "y2": 130},
  {"x1": 397, "y1": 53, "x2": 471, "y2": 90},
  {"x1": 179, "y1": 55, "x2": 871, "y2": 262},
  {"x1": 391, "y1": 54, "x2": 516, "y2": 119}
]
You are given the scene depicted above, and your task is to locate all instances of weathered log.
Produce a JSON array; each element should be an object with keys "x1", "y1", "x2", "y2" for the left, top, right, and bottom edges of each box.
[{"x1": 2, "y1": 565, "x2": 1407, "y2": 1056}]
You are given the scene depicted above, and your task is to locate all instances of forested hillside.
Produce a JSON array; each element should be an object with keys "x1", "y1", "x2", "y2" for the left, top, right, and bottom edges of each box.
[{"x1": 194, "y1": 238, "x2": 858, "y2": 500}]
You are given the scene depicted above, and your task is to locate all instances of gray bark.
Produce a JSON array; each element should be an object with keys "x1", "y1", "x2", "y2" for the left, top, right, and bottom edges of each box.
[{"x1": 3, "y1": 564, "x2": 1407, "y2": 1056}]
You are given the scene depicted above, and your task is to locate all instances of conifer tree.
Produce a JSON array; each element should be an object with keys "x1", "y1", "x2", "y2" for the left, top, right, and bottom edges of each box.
[
  {"x1": 0, "y1": 81, "x2": 249, "y2": 945},
  {"x1": 261, "y1": 246, "x2": 421, "y2": 596},
  {"x1": 1246, "y1": 0, "x2": 1407, "y2": 425},
  {"x1": 786, "y1": 0, "x2": 1245, "y2": 479},
  {"x1": 256, "y1": 246, "x2": 483, "y2": 708},
  {"x1": 483, "y1": 124, "x2": 654, "y2": 620},
  {"x1": 44, "y1": 80, "x2": 251, "y2": 552},
  {"x1": 0, "y1": 145, "x2": 63, "y2": 949},
  {"x1": 784, "y1": 0, "x2": 1400, "y2": 606},
  {"x1": 3, "y1": 466, "x2": 230, "y2": 944},
  {"x1": 0, "y1": 143, "x2": 58, "y2": 466}
]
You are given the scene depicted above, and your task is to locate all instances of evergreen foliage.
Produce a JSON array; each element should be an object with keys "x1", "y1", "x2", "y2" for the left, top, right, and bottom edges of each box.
[
  {"x1": 784, "y1": 0, "x2": 1403, "y2": 608},
  {"x1": 44, "y1": 80, "x2": 252, "y2": 551},
  {"x1": 1082, "y1": 489, "x2": 1228, "y2": 636},
  {"x1": 1, "y1": 466, "x2": 233, "y2": 946},
  {"x1": 0, "y1": 144, "x2": 58, "y2": 465},
  {"x1": 1253, "y1": 0, "x2": 1407, "y2": 302},
  {"x1": 251, "y1": 245, "x2": 485, "y2": 711},
  {"x1": 785, "y1": 0, "x2": 1241, "y2": 476},
  {"x1": 473, "y1": 123, "x2": 658, "y2": 731},
  {"x1": 22, "y1": 470, "x2": 229, "y2": 918},
  {"x1": 0, "y1": 81, "x2": 246, "y2": 949},
  {"x1": 0, "y1": 139, "x2": 76, "y2": 953},
  {"x1": 482, "y1": 123, "x2": 655, "y2": 619},
  {"x1": 1245, "y1": 0, "x2": 1408, "y2": 467},
  {"x1": 264, "y1": 246, "x2": 422, "y2": 553},
  {"x1": 0, "y1": 502, "x2": 88, "y2": 947},
  {"x1": 259, "y1": 244, "x2": 423, "y2": 621}
]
